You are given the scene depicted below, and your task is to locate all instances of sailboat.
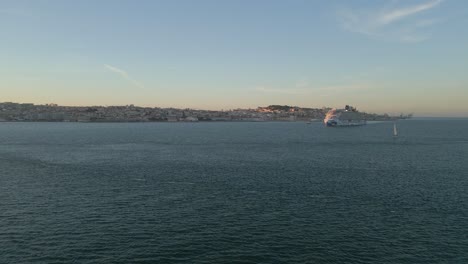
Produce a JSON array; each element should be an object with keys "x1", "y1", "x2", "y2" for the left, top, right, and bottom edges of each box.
[{"x1": 393, "y1": 122, "x2": 398, "y2": 137}]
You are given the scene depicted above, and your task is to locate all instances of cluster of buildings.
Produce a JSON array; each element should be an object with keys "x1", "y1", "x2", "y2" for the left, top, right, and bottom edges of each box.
[{"x1": 0, "y1": 102, "x2": 405, "y2": 122}]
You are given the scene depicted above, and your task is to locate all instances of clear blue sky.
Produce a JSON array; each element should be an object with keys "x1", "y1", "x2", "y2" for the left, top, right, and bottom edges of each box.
[{"x1": 1, "y1": 0, "x2": 467, "y2": 116}]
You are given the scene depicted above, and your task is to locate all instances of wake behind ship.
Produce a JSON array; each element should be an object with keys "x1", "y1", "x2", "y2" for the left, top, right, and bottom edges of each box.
[{"x1": 324, "y1": 105, "x2": 366, "y2": 127}]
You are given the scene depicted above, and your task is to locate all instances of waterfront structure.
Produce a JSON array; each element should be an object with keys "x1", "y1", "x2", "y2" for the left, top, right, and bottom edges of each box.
[{"x1": 0, "y1": 102, "x2": 408, "y2": 123}]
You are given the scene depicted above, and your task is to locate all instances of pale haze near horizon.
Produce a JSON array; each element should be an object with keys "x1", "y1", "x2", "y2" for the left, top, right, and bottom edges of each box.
[{"x1": 1, "y1": 0, "x2": 467, "y2": 117}]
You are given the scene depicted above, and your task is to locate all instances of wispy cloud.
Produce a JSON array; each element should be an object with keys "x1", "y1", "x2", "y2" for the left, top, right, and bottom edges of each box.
[
  {"x1": 379, "y1": 0, "x2": 442, "y2": 25},
  {"x1": 104, "y1": 64, "x2": 144, "y2": 89},
  {"x1": 338, "y1": 0, "x2": 444, "y2": 43}
]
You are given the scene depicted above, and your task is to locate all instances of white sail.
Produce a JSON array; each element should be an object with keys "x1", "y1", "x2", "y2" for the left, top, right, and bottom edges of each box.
[{"x1": 393, "y1": 122, "x2": 398, "y2": 137}]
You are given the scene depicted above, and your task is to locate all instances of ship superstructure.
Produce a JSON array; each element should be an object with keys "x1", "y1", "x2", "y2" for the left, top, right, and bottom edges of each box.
[{"x1": 324, "y1": 105, "x2": 366, "y2": 127}]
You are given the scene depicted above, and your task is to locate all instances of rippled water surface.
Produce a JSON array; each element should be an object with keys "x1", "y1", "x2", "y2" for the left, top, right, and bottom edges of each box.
[{"x1": 1, "y1": 120, "x2": 467, "y2": 263}]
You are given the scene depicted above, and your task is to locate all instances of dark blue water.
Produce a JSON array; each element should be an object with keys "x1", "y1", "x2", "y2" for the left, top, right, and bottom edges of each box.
[{"x1": 1, "y1": 120, "x2": 467, "y2": 263}]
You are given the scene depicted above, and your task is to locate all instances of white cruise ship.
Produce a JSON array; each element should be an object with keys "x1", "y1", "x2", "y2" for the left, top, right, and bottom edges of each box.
[{"x1": 324, "y1": 105, "x2": 367, "y2": 127}]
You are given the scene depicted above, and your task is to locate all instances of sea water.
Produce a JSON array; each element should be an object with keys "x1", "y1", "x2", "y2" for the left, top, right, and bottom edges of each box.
[{"x1": 1, "y1": 120, "x2": 467, "y2": 263}]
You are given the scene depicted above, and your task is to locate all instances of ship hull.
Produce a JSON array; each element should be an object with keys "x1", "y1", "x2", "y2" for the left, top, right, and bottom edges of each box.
[{"x1": 325, "y1": 119, "x2": 366, "y2": 127}]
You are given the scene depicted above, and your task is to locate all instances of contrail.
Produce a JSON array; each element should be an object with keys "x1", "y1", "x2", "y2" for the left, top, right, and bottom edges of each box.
[{"x1": 104, "y1": 64, "x2": 144, "y2": 89}]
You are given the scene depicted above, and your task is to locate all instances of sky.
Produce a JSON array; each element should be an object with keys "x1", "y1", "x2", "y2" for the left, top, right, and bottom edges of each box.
[{"x1": 1, "y1": 0, "x2": 467, "y2": 116}]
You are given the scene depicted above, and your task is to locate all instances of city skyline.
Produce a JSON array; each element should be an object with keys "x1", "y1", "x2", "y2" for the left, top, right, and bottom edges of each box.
[{"x1": 1, "y1": 0, "x2": 467, "y2": 117}]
